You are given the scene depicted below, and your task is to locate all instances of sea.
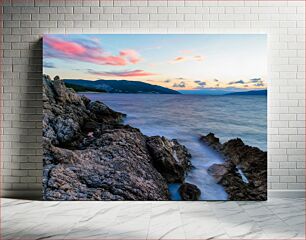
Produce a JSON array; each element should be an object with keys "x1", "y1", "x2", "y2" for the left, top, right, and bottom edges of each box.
[{"x1": 83, "y1": 93, "x2": 267, "y2": 201}]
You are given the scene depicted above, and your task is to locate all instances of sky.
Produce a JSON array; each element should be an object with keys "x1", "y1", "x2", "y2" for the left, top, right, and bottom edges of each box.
[{"x1": 43, "y1": 34, "x2": 267, "y2": 92}]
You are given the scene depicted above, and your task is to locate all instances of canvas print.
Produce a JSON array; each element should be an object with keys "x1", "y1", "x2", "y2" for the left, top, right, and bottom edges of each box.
[{"x1": 43, "y1": 34, "x2": 267, "y2": 201}]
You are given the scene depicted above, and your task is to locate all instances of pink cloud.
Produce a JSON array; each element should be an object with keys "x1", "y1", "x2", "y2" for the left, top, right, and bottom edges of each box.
[
  {"x1": 44, "y1": 37, "x2": 86, "y2": 56},
  {"x1": 120, "y1": 49, "x2": 141, "y2": 64},
  {"x1": 44, "y1": 36, "x2": 141, "y2": 66},
  {"x1": 88, "y1": 69, "x2": 156, "y2": 77}
]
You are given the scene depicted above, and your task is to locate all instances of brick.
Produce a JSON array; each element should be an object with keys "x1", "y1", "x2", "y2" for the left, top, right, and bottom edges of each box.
[
  {"x1": 280, "y1": 176, "x2": 296, "y2": 183},
  {"x1": 83, "y1": 13, "x2": 99, "y2": 20},
  {"x1": 49, "y1": 0, "x2": 65, "y2": 6},
  {"x1": 130, "y1": 14, "x2": 149, "y2": 21},
  {"x1": 139, "y1": 21, "x2": 158, "y2": 28},
  {"x1": 288, "y1": 183, "x2": 305, "y2": 189},
  {"x1": 210, "y1": 7, "x2": 225, "y2": 13},
  {"x1": 65, "y1": 14, "x2": 83, "y2": 20},
  {"x1": 12, "y1": 0, "x2": 34, "y2": 7},
  {"x1": 83, "y1": 0, "x2": 99, "y2": 6},
  {"x1": 177, "y1": 7, "x2": 196, "y2": 14},
  {"x1": 39, "y1": 6, "x2": 57, "y2": 14},
  {"x1": 74, "y1": 7, "x2": 90, "y2": 14},
  {"x1": 185, "y1": 14, "x2": 202, "y2": 21},
  {"x1": 138, "y1": 7, "x2": 157, "y2": 13},
  {"x1": 21, "y1": 21, "x2": 39, "y2": 28},
  {"x1": 12, "y1": 14, "x2": 31, "y2": 20},
  {"x1": 74, "y1": 21, "x2": 90, "y2": 28},
  {"x1": 114, "y1": 14, "x2": 130, "y2": 21},
  {"x1": 184, "y1": 1, "x2": 201, "y2": 6},
  {"x1": 122, "y1": 7, "x2": 139, "y2": 14},
  {"x1": 57, "y1": 21, "x2": 73, "y2": 28},
  {"x1": 57, "y1": 7, "x2": 73, "y2": 14},
  {"x1": 31, "y1": 14, "x2": 49, "y2": 20},
  {"x1": 150, "y1": 14, "x2": 168, "y2": 21},
  {"x1": 21, "y1": 6, "x2": 39, "y2": 13},
  {"x1": 131, "y1": 0, "x2": 148, "y2": 7},
  {"x1": 158, "y1": 7, "x2": 176, "y2": 14},
  {"x1": 168, "y1": 14, "x2": 184, "y2": 21},
  {"x1": 90, "y1": 21, "x2": 107, "y2": 28},
  {"x1": 34, "y1": 0, "x2": 49, "y2": 6},
  {"x1": 103, "y1": 7, "x2": 121, "y2": 13},
  {"x1": 90, "y1": 7, "x2": 104, "y2": 13},
  {"x1": 121, "y1": 20, "x2": 139, "y2": 28},
  {"x1": 196, "y1": 7, "x2": 209, "y2": 14},
  {"x1": 39, "y1": 21, "x2": 57, "y2": 28},
  {"x1": 4, "y1": 21, "x2": 20, "y2": 28},
  {"x1": 148, "y1": 0, "x2": 167, "y2": 7}
]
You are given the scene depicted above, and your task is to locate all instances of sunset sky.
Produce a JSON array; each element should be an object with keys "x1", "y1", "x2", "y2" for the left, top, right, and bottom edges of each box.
[{"x1": 43, "y1": 34, "x2": 267, "y2": 92}]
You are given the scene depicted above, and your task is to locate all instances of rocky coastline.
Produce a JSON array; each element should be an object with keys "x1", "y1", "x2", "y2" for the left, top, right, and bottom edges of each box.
[
  {"x1": 43, "y1": 75, "x2": 266, "y2": 201},
  {"x1": 43, "y1": 75, "x2": 196, "y2": 200},
  {"x1": 201, "y1": 133, "x2": 267, "y2": 200}
]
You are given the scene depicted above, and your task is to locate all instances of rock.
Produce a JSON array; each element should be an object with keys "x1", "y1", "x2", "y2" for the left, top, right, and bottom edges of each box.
[
  {"x1": 42, "y1": 74, "x2": 125, "y2": 147},
  {"x1": 146, "y1": 136, "x2": 191, "y2": 183},
  {"x1": 207, "y1": 163, "x2": 229, "y2": 182},
  {"x1": 200, "y1": 133, "x2": 267, "y2": 200},
  {"x1": 82, "y1": 121, "x2": 100, "y2": 132},
  {"x1": 53, "y1": 116, "x2": 81, "y2": 145},
  {"x1": 53, "y1": 76, "x2": 68, "y2": 103},
  {"x1": 81, "y1": 95, "x2": 91, "y2": 107},
  {"x1": 43, "y1": 128, "x2": 170, "y2": 200},
  {"x1": 179, "y1": 183, "x2": 201, "y2": 200},
  {"x1": 200, "y1": 132, "x2": 221, "y2": 151},
  {"x1": 43, "y1": 75, "x2": 192, "y2": 200},
  {"x1": 87, "y1": 101, "x2": 125, "y2": 123}
]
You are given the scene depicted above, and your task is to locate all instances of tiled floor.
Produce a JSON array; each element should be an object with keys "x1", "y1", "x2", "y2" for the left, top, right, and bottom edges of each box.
[{"x1": 2, "y1": 198, "x2": 305, "y2": 239}]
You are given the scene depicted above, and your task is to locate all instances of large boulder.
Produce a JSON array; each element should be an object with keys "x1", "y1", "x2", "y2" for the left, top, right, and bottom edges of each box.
[
  {"x1": 179, "y1": 183, "x2": 201, "y2": 201},
  {"x1": 146, "y1": 136, "x2": 191, "y2": 183},
  {"x1": 43, "y1": 128, "x2": 170, "y2": 200}
]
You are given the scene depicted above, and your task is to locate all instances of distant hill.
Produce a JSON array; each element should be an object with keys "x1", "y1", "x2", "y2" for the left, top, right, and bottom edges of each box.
[
  {"x1": 179, "y1": 89, "x2": 232, "y2": 95},
  {"x1": 226, "y1": 90, "x2": 267, "y2": 96},
  {"x1": 64, "y1": 79, "x2": 180, "y2": 94},
  {"x1": 180, "y1": 89, "x2": 267, "y2": 96},
  {"x1": 64, "y1": 82, "x2": 107, "y2": 93}
]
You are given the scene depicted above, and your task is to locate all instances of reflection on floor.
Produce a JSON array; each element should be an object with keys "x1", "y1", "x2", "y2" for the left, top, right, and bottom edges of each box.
[{"x1": 2, "y1": 198, "x2": 304, "y2": 239}]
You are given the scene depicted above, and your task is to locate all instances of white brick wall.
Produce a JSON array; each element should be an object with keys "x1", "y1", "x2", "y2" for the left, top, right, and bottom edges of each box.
[{"x1": 1, "y1": 0, "x2": 305, "y2": 198}]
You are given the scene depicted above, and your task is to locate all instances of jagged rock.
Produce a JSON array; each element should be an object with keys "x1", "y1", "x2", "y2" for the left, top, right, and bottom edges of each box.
[
  {"x1": 200, "y1": 132, "x2": 221, "y2": 151},
  {"x1": 53, "y1": 77, "x2": 67, "y2": 102},
  {"x1": 201, "y1": 133, "x2": 267, "y2": 200},
  {"x1": 179, "y1": 183, "x2": 201, "y2": 200},
  {"x1": 43, "y1": 75, "x2": 192, "y2": 200},
  {"x1": 53, "y1": 116, "x2": 81, "y2": 145},
  {"x1": 43, "y1": 128, "x2": 171, "y2": 200},
  {"x1": 87, "y1": 101, "x2": 125, "y2": 123},
  {"x1": 146, "y1": 136, "x2": 191, "y2": 183}
]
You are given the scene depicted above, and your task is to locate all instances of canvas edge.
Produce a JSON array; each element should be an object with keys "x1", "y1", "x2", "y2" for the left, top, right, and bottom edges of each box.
[{"x1": 1, "y1": 190, "x2": 304, "y2": 200}]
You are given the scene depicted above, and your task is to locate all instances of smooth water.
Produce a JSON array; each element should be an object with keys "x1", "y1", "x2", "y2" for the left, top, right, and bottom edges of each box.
[{"x1": 83, "y1": 93, "x2": 267, "y2": 200}]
